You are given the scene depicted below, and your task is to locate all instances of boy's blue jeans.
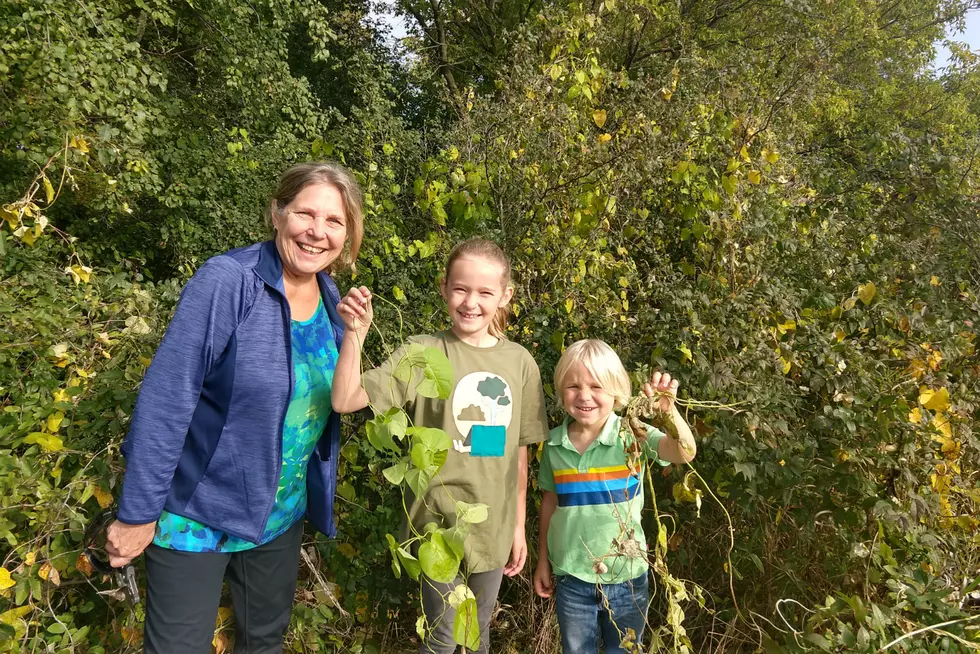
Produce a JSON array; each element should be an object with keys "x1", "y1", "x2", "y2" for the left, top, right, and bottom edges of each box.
[{"x1": 555, "y1": 573, "x2": 649, "y2": 654}]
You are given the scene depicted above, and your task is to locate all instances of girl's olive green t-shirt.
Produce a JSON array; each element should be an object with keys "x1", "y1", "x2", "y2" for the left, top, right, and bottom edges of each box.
[{"x1": 362, "y1": 331, "x2": 549, "y2": 573}]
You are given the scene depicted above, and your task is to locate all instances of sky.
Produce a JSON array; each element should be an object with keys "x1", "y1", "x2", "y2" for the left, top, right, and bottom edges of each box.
[
  {"x1": 367, "y1": 3, "x2": 978, "y2": 70},
  {"x1": 935, "y1": 7, "x2": 980, "y2": 69}
]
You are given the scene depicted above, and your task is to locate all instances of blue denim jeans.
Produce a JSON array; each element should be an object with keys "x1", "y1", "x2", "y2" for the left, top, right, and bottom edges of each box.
[{"x1": 554, "y1": 573, "x2": 649, "y2": 654}]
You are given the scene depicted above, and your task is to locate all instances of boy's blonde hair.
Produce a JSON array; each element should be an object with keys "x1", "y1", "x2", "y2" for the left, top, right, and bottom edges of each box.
[{"x1": 554, "y1": 339, "x2": 632, "y2": 410}]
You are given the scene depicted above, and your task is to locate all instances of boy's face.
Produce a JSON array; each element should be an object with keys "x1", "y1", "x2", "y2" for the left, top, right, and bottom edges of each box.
[{"x1": 561, "y1": 362, "x2": 615, "y2": 430}]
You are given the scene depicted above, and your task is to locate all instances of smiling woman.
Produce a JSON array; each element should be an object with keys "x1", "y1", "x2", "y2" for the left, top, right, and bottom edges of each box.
[{"x1": 104, "y1": 161, "x2": 365, "y2": 653}]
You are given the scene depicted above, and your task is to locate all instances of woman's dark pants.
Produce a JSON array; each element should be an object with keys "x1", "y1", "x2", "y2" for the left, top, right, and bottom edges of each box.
[{"x1": 142, "y1": 520, "x2": 303, "y2": 654}]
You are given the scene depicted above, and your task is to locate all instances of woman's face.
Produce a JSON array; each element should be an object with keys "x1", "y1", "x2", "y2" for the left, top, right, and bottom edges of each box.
[{"x1": 273, "y1": 182, "x2": 348, "y2": 280}]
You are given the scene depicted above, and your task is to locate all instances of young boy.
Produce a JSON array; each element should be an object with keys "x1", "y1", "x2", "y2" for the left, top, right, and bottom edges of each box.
[{"x1": 533, "y1": 339, "x2": 697, "y2": 654}]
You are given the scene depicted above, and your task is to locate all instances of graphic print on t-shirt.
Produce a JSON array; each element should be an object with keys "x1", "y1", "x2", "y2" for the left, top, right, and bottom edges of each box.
[{"x1": 451, "y1": 371, "x2": 513, "y2": 456}]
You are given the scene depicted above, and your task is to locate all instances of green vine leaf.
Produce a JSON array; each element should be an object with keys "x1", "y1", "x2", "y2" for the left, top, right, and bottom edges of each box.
[
  {"x1": 452, "y1": 597, "x2": 480, "y2": 650},
  {"x1": 418, "y1": 532, "x2": 460, "y2": 583},
  {"x1": 455, "y1": 501, "x2": 489, "y2": 525},
  {"x1": 382, "y1": 460, "x2": 409, "y2": 485}
]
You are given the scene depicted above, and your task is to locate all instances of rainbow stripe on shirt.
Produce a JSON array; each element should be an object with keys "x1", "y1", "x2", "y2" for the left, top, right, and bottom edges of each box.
[{"x1": 553, "y1": 464, "x2": 641, "y2": 507}]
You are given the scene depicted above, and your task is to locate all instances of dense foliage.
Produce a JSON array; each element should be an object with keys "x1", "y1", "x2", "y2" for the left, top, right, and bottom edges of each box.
[{"x1": 1, "y1": 0, "x2": 978, "y2": 651}]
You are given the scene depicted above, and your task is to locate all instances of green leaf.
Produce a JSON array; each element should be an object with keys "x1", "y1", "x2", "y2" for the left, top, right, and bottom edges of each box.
[
  {"x1": 443, "y1": 525, "x2": 468, "y2": 559},
  {"x1": 417, "y1": 347, "x2": 453, "y2": 399},
  {"x1": 406, "y1": 467, "x2": 434, "y2": 497},
  {"x1": 365, "y1": 419, "x2": 397, "y2": 454},
  {"x1": 385, "y1": 534, "x2": 402, "y2": 578},
  {"x1": 382, "y1": 460, "x2": 409, "y2": 485},
  {"x1": 413, "y1": 427, "x2": 452, "y2": 453},
  {"x1": 455, "y1": 501, "x2": 489, "y2": 525},
  {"x1": 448, "y1": 583, "x2": 475, "y2": 609},
  {"x1": 418, "y1": 532, "x2": 460, "y2": 583},
  {"x1": 452, "y1": 598, "x2": 480, "y2": 650},
  {"x1": 385, "y1": 407, "x2": 409, "y2": 439},
  {"x1": 397, "y1": 547, "x2": 422, "y2": 580}
]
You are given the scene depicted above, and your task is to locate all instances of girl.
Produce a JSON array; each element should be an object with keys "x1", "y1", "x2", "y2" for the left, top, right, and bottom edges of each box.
[
  {"x1": 332, "y1": 239, "x2": 549, "y2": 654},
  {"x1": 533, "y1": 339, "x2": 697, "y2": 654}
]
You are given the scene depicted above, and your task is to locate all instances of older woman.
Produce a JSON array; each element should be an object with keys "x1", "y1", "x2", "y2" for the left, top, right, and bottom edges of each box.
[{"x1": 105, "y1": 161, "x2": 363, "y2": 653}]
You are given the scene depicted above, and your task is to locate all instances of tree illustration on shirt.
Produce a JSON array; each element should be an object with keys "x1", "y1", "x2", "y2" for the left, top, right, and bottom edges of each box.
[
  {"x1": 477, "y1": 376, "x2": 511, "y2": 426},
  {"x1": 451, "y1": 372, "x2": 514, "y2": 455}
]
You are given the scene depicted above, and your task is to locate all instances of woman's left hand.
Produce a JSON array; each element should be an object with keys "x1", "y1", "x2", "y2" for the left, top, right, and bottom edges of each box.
[{"x1": 642, "y1": 371, "x2": 679, "y2": 414}]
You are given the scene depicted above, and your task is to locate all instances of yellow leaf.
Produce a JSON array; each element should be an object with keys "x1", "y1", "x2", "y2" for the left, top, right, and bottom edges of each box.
[
  {"x1": 919, "y1": 386, "x2": 950, "y2": 412},
  {"x1": 930, "y1": 275, "x2": 940, "y2": 286},
  {"x1": 53, "y1": 388, "x2": 69, "y2": 404},
  {"x1": 763, "y1": 148, "x2": 779, "y2": 164},
  {"x1": 392, "y1": 286, "x2": 405, "y2": 302},
  {"x1": 47, "y1": 411, "x2": 65, "y2": 433},
  {"x1": 43, "y1": 175, "x2": 55, "y2": 204},
  {"x1": 24, "y1": 551, "x2": 36, "y2": 566},
  {"x1": 833, "y1": 328, "x2": 846, "y2": 342},
  {"x1": 739, "y1": 144, "x2": 751, "y2": 162},
  {"x1": 781, "y1": 358, "x2": 792, "y2": 374},
  {"x1": 592, "y1": 109, "x2": 607, "y2": 128},
  {"x1": 597, "y1": 133, "x2": 612, "y2": 143},
  {"x1": 934, "y1": 413, "x2": 952, "y2": 439},
  {"x1": 564, "y1": 298, "x2": 574, "y2": 314},
  {"x1": 777, "y1": 320, "x2": 796, "y2": 333},
  {"x1": 0, "y1": 568, "x2": 14, "y2": 591},
  {"x1": 857, "y1": 282, "x2": 877, "y2": 305},
  {"x1": 779, "y1": 459, "x2": 786, "y2": 466},
  {"x1": 71, "y1": 264, "x2": 92, "y2": 284},
  {"x1": 215, "y1": 606, "x2": 234, "y2": 627},
  {"x1": 69, "y1": 135, "x2": 90, "y2": 154},
  {"x1": 908, "y1": 408, "x2": 922, "y2": 423},
  {"x1": 75, "y1": 552, "x2": 93, "y2": 576},
  {"x1": 678, "y1": 344, "x2": 693, "y2": 363},
  {"x1": 25, "y1": 432, "x2": 64, "y2": 453},
  {"x1": 0, "y1": 606, "x2": 31, "y2": 625},
  {"x1": 92, "y1": 485, "x2": 113, "y2": 509},
  {"x1": 37, "y1": 562, "x2": 51, "y2": 581},
  {"x1": 747, "y1": 170, "x2": 761, "y2": 184},
  {"x1": 1, "y1": 206, "x2": 20, "y2": 230}
]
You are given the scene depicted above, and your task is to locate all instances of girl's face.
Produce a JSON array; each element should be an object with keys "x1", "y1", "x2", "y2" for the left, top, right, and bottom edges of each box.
[
  {"x1": 441, "y1": 255, "x2": 513, "y2": 343},
  {"x1": 273, "y1": 182, "x2": 348, "y2": 281},
  {"x1": 561, "y1": 362, "x2": 616, "y2": 430}
]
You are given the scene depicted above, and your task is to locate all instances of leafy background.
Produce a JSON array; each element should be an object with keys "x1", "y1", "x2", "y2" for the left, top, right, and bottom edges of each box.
[{"x1": 1, "y1": 0, "x2": 978, "y2": 651}]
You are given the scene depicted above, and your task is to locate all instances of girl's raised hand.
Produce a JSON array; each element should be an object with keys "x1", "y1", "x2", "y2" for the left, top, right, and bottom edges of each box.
[
  {"x1": 643, "y1": 370, "x2": 680, "y2": 414},
  {"x1": 337, "y1": 286, "x2": 373, "y2": 341}
]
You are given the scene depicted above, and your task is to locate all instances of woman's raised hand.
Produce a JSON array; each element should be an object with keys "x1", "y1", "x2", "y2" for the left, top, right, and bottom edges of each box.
[{"x1": 337, "y1": 285, "x2": 373, "y2": 342}]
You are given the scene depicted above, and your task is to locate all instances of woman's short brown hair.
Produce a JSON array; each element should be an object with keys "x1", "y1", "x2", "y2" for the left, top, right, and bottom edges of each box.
[{"x1": 267, "y1": 161, "x2": 364, "y2": 273}]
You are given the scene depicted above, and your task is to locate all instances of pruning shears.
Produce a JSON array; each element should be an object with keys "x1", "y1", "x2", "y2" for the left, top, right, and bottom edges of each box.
[{"x1": 83, "y1": 509, "x2": 141, "y2": 606}]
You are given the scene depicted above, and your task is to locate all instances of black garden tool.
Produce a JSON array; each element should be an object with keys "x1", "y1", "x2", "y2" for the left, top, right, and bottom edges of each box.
[{"x1": 82, "y1": 509, "x2": 141, "y2": 606}]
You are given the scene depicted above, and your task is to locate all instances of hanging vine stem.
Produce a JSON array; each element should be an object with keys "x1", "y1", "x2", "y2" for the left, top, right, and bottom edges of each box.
[
  {"x1": 617, "y1": 387, "x2": 761, "y2": 650},
  {"x1": 344, "y1": 294, "x2": 487, "y2": 651}
]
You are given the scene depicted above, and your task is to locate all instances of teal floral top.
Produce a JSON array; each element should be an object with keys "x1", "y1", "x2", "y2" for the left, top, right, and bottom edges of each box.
[{"x1": 153, "y1": 300, "x2": 337, "y2": 552}]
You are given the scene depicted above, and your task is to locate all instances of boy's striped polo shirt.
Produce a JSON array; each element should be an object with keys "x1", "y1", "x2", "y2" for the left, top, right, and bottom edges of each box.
[{"x1": 538, "y1": 414, "x2": 667, "y2": 584}]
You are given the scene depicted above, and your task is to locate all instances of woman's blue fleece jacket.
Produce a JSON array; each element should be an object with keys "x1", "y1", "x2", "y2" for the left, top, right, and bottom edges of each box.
[{"x1": 117, "y1": 241, "x2": 346, "y2": 543}]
